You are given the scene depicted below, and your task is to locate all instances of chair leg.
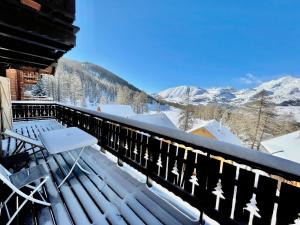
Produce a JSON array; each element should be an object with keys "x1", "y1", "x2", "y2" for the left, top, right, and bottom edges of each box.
[
  {"x1": 25, "y1": 184, "x2": 46, "y2": 202},
  {"x1": 7, "y1": 178, "x2": 50, "y2": 225},
  {"x1": 2, "y1": 191, "x2": 16, "y2": 219},
  {"x1": 11, "y1": 142, "x2": 24, "y2": 155},
  {"x1": 3, "y1": 191, "x2": 16, "y2": 205},
  {"x1": 27, "y1": 147, "x2": 43, "y2": 156}
]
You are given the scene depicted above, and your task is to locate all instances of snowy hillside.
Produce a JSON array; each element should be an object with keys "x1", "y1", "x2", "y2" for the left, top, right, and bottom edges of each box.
[
  {"x1": 234, "y1": 76, "x2": 300, "y2": 105},
  {"x1": 38, "y1": 58, "x2": 155, "y2": 104},
  {"x1": 157, "y1": 86, "x2": 236, "y2": 105},
  {"x1": 276, "y1": 106, "x2": 300, "y2": 122},
  {"x1": 157, "y1": 76, "x2": 300, "y2": 106}
]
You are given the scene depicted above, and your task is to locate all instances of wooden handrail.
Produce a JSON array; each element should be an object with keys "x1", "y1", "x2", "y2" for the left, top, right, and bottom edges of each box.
[{"x1": 11, "y1": 101, "x2": 300, "y2": 225}]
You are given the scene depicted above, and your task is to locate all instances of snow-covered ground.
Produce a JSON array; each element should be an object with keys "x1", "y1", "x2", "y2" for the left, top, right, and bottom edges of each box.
[{"x1": 276, "y1": 106, "x2": 300, "y2": 122}]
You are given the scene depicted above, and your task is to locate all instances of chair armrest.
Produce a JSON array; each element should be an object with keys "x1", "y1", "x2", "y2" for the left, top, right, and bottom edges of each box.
[{"x1": 9, "y1": 164, "x2": 49, "y2": 189}]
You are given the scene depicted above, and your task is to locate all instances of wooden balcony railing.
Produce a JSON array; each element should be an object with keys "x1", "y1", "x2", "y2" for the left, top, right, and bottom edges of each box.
[{"x1": 11, "y1": 101, "x2": 300, "y2": 225}]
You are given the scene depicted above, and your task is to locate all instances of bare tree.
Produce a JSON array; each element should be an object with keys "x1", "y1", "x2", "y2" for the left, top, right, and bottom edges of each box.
[
  {"x1": 70, "y1": 74, "x2": 84, "y2": 106},
  {"x1": 244, "y1": 90, "x2": 277, "y2": 150},
  {"x1": 116, "y1": 86, "x2": 132, "y2": 104},
  {"x1": 178, "y1": 87, "x2": 195, "y2": 131},
  {"x1": 133, "y1": 91, "x2": 148, "y2": 114}
]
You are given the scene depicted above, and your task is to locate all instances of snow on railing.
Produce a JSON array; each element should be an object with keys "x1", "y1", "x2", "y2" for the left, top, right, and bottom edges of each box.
[{"x1": 12, "y1": 101, "x2": 300, "y2": 225}]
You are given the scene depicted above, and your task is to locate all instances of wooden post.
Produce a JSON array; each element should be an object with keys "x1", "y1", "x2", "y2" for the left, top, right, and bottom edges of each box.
[
  {"x1": 117, "y1": 126, "x2": 125, "y2": 167},
  {"x1": 0, "y1": 67, "x2": 5, "y2": 156},
  {"x1": 146, "y1": 136, "x2": 155, "y2": 187},
  {"x1": 0, "y1": 90, "x2": 3, "y2": 157},
  {"x1": 100, "y1": 121, "x2": 108, "y2": 153}
]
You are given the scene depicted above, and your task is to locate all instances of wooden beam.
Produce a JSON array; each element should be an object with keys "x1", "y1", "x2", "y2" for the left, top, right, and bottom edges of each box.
[{"x1": 20, "y1": 0, "x2": 41, "y2": 11}]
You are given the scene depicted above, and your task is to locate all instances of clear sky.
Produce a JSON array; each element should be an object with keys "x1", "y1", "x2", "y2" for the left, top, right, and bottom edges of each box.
[{"x1": 66, "y1": 0, "x2": 300, "y2": 93}]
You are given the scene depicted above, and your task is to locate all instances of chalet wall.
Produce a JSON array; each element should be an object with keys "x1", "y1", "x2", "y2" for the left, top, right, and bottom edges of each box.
[
  {"x1": 191, "y1": 128, "x2": 217, "y2": 140},
  {"x1": 6, "y1": 69, "x2": 20, "y2": 100},
  {"x1": 6, "y1": 69, "x2": 40, "y2": 100}
]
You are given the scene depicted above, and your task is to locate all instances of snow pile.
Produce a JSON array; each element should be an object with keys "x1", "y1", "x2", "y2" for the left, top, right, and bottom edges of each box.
[{"x1": 261, "y1": 130, "x2": 300, "y2": 164}]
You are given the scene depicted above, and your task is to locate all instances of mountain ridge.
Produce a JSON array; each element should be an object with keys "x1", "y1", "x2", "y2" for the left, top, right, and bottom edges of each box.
[
  {"x1": 156, "y1": 76, "x2": 300, "y2": 106},
  {"x1": 39, "y1": 58, "x2": 155, "y2": 104}
]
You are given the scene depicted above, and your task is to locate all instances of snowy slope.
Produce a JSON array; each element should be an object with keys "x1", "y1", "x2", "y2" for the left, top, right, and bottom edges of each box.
[
  {"x1": 157, "y1": 76, "x2": 300, "y2": 106},
  {"x1": 42, "y1": 58, "x2": 155, "y2": 104},
  {"x1": 157, "y1": 86, "x2": 236, "y2": 105},
  {"x1": 233, "y1": 76, "x2": 300, "y2": 105},
  {"x1": 276, "y1": 106, "x2": 300, "y2": 122}
]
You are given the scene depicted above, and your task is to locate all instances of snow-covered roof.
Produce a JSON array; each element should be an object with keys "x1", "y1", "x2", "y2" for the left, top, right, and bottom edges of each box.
[
  {"x1": 188, "y1": 119, "x2": 244, "y2": 146},
  {"x1": 261, "y1": 130, "x2": 300, "y2": 164},
  {"x1": 98, "y1": 104, "x2": 136, "y2": 117},
  {"x1": 161, "y1": 107, "x2": 182, "y2": 128},
  {"x1": 128, "y1": 113, "x2": 178, "y2": 130}
]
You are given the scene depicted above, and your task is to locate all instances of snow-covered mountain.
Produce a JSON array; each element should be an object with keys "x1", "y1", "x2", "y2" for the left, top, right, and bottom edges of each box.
[
  {"x1": 47, "y1": 58, "x2": 155, "y2": 103},
  {"x1": 157, "y1": 76, "x2": 300, "y2": 106},
  {"x1": 157, "y1": 86, "x2": 238, "y2": 105}
]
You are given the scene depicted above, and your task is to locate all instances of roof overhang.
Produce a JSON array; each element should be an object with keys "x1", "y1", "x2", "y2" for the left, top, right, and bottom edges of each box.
[{"x1": 0, "y1": 0, "x2": 79, "y2": 74}]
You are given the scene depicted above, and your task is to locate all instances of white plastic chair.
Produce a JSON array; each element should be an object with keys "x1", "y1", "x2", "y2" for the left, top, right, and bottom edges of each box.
[
  {"x1": 0, "y1": 164, "x2": 51, "y2": 225},
  {"x1": 3, "y1": 129, "x2": 45, "y2": 155}
]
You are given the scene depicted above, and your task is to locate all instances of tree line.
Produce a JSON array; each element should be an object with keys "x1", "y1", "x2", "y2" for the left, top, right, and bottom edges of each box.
[
  {"x1": 176, "y1": 89, "x2": 300, "y2": 150},
  {"x1": 31, "y1": 60, "x2": 151, "y2": 114}
]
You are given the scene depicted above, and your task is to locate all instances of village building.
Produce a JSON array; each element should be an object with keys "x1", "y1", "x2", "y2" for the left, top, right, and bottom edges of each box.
[
  {"x1": 188, "y1": 119, "x2": 244, "y2": 146},
  {"x1": 262, "y1": 130, "x2": 300, "y2": 164},
  {"x1": 97, "y1": 104, "x2": 136, "y2": 117},
  {"x1": 128, "y1": 113, "x2": 178, "y2": 130}
]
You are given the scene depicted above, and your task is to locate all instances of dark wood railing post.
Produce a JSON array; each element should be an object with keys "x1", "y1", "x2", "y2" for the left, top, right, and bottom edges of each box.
[
  {"x1": 100, "y1": 120, "x2": 108, "y2": 153},
  {"x1": 117, "y1": 126, "x2": 125, "y2": 167},
  {"x1": 146, "y1": 135, "x2": 155, "y2": 187}
]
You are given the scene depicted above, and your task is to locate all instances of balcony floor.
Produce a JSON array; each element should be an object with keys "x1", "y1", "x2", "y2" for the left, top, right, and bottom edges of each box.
[{"x1": 1, "y1": 119, "x2": 209, "y2": 225}]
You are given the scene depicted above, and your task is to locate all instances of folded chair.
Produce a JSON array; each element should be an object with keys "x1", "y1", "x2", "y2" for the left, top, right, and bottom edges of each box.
[
  {"x1": 0, "y1": 164, "x2": 51, "y2": 225},
  {"x1": 3, "y1": 129, "x2": 45, "y2": 155}
]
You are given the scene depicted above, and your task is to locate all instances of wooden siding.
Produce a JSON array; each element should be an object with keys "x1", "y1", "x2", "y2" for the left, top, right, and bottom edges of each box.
[
  {"x1": 190, "y1": 127, "x2": 217, "y2": 140},
  {"x1": 6, "y1": 69, "x2": 41, "y2": 100}
]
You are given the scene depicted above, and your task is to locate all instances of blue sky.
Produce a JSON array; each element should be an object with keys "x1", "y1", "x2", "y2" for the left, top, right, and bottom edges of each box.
[{"x1": 66, "y1": 0, "x2": 300, "y2": 93}]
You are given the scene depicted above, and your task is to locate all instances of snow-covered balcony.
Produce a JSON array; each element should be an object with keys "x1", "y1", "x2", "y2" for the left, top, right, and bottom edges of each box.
[
  {"x1": 1, "y1": 119, "x2": 200, "y2": 225},
  {"x1": 2, "y1": 101, "x2": 300, "y2": 225}
]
